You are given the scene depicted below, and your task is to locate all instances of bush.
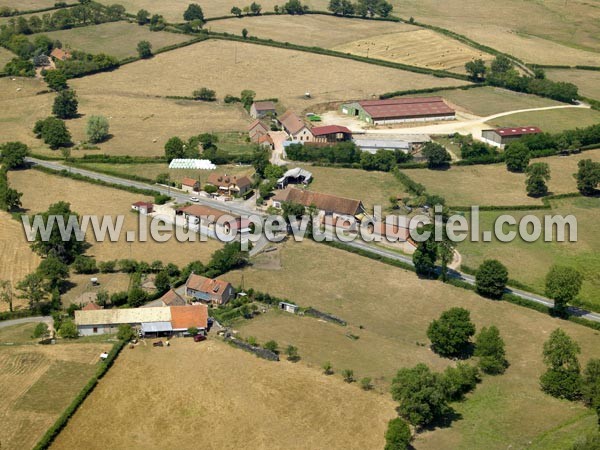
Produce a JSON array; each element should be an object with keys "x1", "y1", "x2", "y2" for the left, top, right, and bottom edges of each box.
[
  {"x1": 98, "y1": 260, "x2": 116, "y2": 273},
  {"x1": 72, "y1": 255, "x2": 98, "y2": 274},
  {"x1": 384, "y1": 418, "x2": 411, "y2": 450},
  {"x1": 58, "y1": 319, "x2": 78, "y2": 339},
  {"x1": 32, "y1": 322, "x2": 49, "y2": 338},
  {"x1": 86, "y1": 115, "x2": 110, "y2": 144},
  {"x1": 474, "y1": 325, "x2": 508, "y2": 374},
  {"x1": 117, "y1": 324, "x2": 135, "y2": 341},
  {"x1": 342, "y1": 368, "x2": 355, "y2": 383},
  {"x1": 475, "y1": 259, "x2": 508, "y2": 299},
  {"x1": 187, "y1": 326, "x2": 199, "y2": 336},
  {"x1": 263, "y1": 340, "x2": 279, "y2": 353},
  {"x1": 44, "y1": 70, "x2": 68, "y2": 91},
  {"x1": 360, "y1": 376, "x2": 373, "y2": 390},
  {"x1": 285, "y1": 344, "x2": 300, "y2": 362},
  {"x1": 322, "y1": 361, "x2": 334, "y2": 375},
  {"x1": 443, "y1": 363, "x2": 480, "y2": 400},
  {"x1": 192, "y1": 87, "x2": 216, "y2": 101},
  {"x1": 137, "y1": 40, "x2": 152, "y2": 59}
]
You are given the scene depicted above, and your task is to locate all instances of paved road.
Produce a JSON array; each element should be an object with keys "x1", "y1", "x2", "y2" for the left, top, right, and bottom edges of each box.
[
  {"x1": 0, "y1": 316, "x2": 52, "y2": 329},
  {"x1": 28, "y1": 157, "x2": 600, "y2": 323}
]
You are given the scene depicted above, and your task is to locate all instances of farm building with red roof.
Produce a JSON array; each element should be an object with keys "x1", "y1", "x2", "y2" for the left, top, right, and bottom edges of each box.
[
  {"x1": 340, "y1": 96, "x2": 455, "y2": 125},
  {"x1": 481, "y1": 126, "x2": 542, "y2": 148}
]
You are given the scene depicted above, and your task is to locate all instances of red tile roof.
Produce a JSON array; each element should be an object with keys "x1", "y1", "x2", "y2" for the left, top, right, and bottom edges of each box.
[
  {"x1": 358, "y1": 96, "x2": 454, "y2": 120},
  {"x1": 182, "y1": 177, "x2": 199, "y2": 187},
  {"x1": 50, "y1": 48, "x2": 71, "y2": 60},
  {"x1": 493, "y1": 126, "x2": 542, "y2": 137},
  {"x1": 311, "y1": 125, "x2": 352, "y2": 136},
  {"x1": 170, "y1": 305, "x2": 208, "y2": 330},
  {"x1": 252, "y1": 101, "x2": 276, "y2": 111},
  {"x1": 132, "y1": 201, "x2": 153, "y2": 208},
  {"x1": 186, "y1": 274, "x2": 232, "y2": 296},
  {"x1": 279, "y1": 110, "x2": 309, "y2": 135},
  {"x1": 273, "y1": 187, "x2": 363, "y2": 216},
  {"x1": 248, "y1": 119, "x2": 268, "y2": 132},
  {"x1": 82, "y1": 302, "x2": 102, "y2": 311},
  {"x1": 160, "y1": 289, "x2": 187, "y2": 306},
  {"x1": 206, "y1": 174, "x2": 253, "y2": 190}
]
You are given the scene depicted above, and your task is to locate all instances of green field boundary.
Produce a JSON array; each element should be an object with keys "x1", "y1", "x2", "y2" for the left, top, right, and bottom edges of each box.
[{"x1": 32, "y1": 339, "x2": 126, "y2": 450}]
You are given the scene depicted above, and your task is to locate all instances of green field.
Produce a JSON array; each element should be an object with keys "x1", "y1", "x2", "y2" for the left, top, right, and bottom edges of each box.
[
  {"x1": 458, "y1": 196, "x2": 600, "y2": 311},
  {"x1": 223, "y1": 240, "x2": 600, "y2": 449},
  {"x1": 29, "y1": 21, "x2": 192, "y2": 59},
  {"x1": 487, "y1": 107, "x2": 600, "y2": 133},
  {"x1": 547, "y1": 69, "x2": 600, "y2": 101},
  {"x1": 403, "y1": 86, "x2": 563, "y2": 117},
  {"x1": 0, "y1": 46, "x2": 15, "y2": 68}
]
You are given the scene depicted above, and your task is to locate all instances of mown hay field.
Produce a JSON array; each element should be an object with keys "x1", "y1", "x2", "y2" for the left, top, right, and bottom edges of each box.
[
  {"x1": 95, "y1": 0, "x2": 329, "y2": 21},
  {"x1": 209, "y1": 15, "x2": 494, "y2": 73},
  {"x1": 71, "y1": 39, "x2": 470, "y2": 112},
  {"x1": 29, "y1": 22, "x2": 192, "y2": 60},
  {"x1": 546, "y1": 69, "x2": 600, "y2": 101},
  {"x1": 0, "y1": 0, "x2": 58, "y2": 10},
  {"x1": 8, "y1": 169, "x2": 222, "y2": 266},
  {"x1": 396, "y1": 0, "x2": 600, "y2": 66},
  {"x1": 51, "y1": 337, "x2": 396, "y2": 449},
  {"x1": 458, "y1": 196, "x2": 600, "y2": 310},
  {"x1": 0, "y1": 77, "x2": 250, "y2": 158},
  {"x1": 488, "y1": 107, "x2": 600, "y2": 133},
  {"x1": 224, "y1": 239, "x2": 600, "y2": 449},
  {"x1": 0, "y1": 324, "x2": 109, "y2": 450},
  {"x1": 0, "y1": 211, "x2": 41, "y2": 311},
  {"x1": 401, "y1": 150, "x2": 600, "y2": 207}
]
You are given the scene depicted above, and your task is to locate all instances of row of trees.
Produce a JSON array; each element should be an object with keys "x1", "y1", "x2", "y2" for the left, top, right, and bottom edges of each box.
[
  {"x1": 328, "y1": 0, "x2": 393, "y2": 18},
  {"x1": 465, "y1": 55, "x2": 578, "y2": 103},
  {"x1": 230, "y1": 2, "x2": 262, "y2": 16}
]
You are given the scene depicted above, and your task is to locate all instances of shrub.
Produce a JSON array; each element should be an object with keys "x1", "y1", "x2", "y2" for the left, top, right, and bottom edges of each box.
[
  {"x1": 263, "y1": 340, "x2": 278, "y2": 353},
  {"x1": 540, "y1": 328, "x2": 582, "y2": 400},
  {"x1": 474, "y1": 325, "x2": 508, "y2": 374},
  {"x1": 137, "y1": 40, "x2": 152, "y2": 59},
  {"x1": 443, "y1": 363, "x2": 480, "y2": 400},
  {"x1": 322, "y1": 361, "x2": 334, "y2": 375},
  {"x1": 32, "y1": 322, "x2": 49, "y2": 338},
  {"x1": 58, "y1": 319, "x2": 78, "y2": 338},
  {"x1": 117, "y1": 324, "x2": 135, "y2": 341},
  {"x1": 192, "y1": 87, "x2": 216, "y2": 101},
  {"x1": 285, "y1": 344, "x2": 300, "y2": 362},
  {"x1": 33, "y1": 117, "x2": 72, "y2": 149},
  {"x1": 52, "y1": 89, "x2": 78, "y2": 119},
  {"x1": 98, "y1": 260, "x2": 116, "y2": 273},
  {"x1": 384, "y1": 418, "x2": 411, "y2": 450},
  {"x1": 187, "y1": 326, "x2": 199, "y2": 336},
  {"x1": 360, "y1": 377, "x2": 373, "y2": 390},
  {"x1": 86, "y1": 115, "x2": 110, "y2": 144},
  {"x1": 342, "y1": 368, "x2": 354, "y2": 383},
  {"x1": 72, "y1": 255, "x2": 98, "y2": 274}
]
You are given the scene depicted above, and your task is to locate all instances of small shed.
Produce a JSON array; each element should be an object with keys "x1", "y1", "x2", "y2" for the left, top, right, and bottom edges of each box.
[
  {"x1": 141, "y1": 321, "x2": 173, "y2": 337},
  {"x1": 279, "y1": 301, "x2": 299, "y2": 314},
  {"x1": 131, "y1": 201, "x2": 154, "y2": 214}
]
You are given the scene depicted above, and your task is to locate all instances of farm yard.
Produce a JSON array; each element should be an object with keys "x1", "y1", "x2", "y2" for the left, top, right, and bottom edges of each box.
[
  {"x1": 223, "y1": 240, "x2": 600, "y2": 449},
  {"x1": 547, "y1": 69, "x2": 600, "y2": 102},
  {"x1": 488, "y1": 108, "x2": 600, "y2": 134},
  {"x1": 28, "y1": 22, "x2": 193, "y2": 60},
  {"x1": 51, "y1": 338, "x2": 395, "y2": 450},
  {"x1": 70, "y1": 39, "x2": 470, "y2": 112},
  {"x1": 208, "y1": 15, "x2": 494, "y2": 73},
  {"x1": 0, "y1": 323, "x2": 110, "y2": 450},
  {"x1": 458, "y1": 196, "x2": 600, "y2": 310},
  {"x1": 8, "y1": 169, "x2": 223, "y2": 266},
  {"x1": 401, "y1": 150, "x2": 600, "y2": 207},
  {"x1": 396, "y1": 0, "x2": 600, "y2": 66}
]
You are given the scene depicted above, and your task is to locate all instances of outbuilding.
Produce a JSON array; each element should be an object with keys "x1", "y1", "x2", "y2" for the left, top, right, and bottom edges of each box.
[
  {"x1": 131, "y1": 201, "x2": 154, "y2": 214},
  {"x1": 481, "y1": 126, "x2": 542, "y2": 148},
  {"x1": 250, "y1": 101, "x2": 277, "y2": 119},
  {"x1": 340, "y1": 97, "x2": 455, "y2": 125}
]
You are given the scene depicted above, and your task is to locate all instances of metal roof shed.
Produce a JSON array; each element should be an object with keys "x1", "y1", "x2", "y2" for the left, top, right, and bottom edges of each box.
[{"x1": 141, "y1": 322, "x2": 173, "y2": 334}]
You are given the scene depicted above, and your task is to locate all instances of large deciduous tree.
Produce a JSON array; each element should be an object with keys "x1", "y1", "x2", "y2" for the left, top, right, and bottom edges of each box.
[
  {"x1": 52, "y1": 89, "x2": 78, "y2": 119},
  {"x1": 427, "y1": 307, "x2": 476, "y2": 357},
  {"x1": 474, "y1": 325, "x2": 508, "y2": 374},
  {"x1": 545, "y1": 265, "x2": 583, "y2": 313},
  {"x1": 525, "y1": 162, "x2": 551, "y2": 197},
  {"x1": 475, "y1": 259, "x2": 508, "y2": 299},
  {"x1": 540, "y1": 328, "x2": 582, "y2": 400}
]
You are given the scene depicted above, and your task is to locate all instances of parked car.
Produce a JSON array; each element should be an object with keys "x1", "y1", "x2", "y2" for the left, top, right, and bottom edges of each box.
[
  {"x1": 194, "y1": 334, "x2": 207, "y2": 342},
  {"x1": 189, "y1": 197, "x2": 199, "y2": 202}
]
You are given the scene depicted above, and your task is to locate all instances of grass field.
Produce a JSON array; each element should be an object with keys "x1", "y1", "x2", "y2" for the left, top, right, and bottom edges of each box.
[
  {"x1": 397, "y1": 0, "x2": 600, "y2": 66},
  {"x1": 70, "y1": 39, "x2": 470, "y2": 113},
  {"x1": 51, "y1": 337, "x2": 396, "y2": 449},
  {"x1": 0, "y1": 46, "x2": 15, "y2": 68},
  {"x1": 29, "y1": 22, "x2": 192, "y2": 60},
  {"x1": 403, "y1": 86, "x2": 563, "y2": 117},
  {"x1": 401, "y1": 150, "x2": 600, "y2": 206},
  {"x1": 0, "y1": 211, "x2": 41, "y2": 311},
  {"x1": 0, "y1": 323, "x2": 109, "y2": 450},
  {"x1": 8, "y1": 169, "x2": 223, "y2": 266},
  {"x1": 548, "y1": 69, "x2": 600, "y2": 102},
  {"x1": 61, "y1": 272, "x2": 133, "y2": 307},
  {"x1": 223, "y1": 239, "x2": 600, "y2": 449},
  {"x1": 209, "y1": 15, "x2": 493, "y2": 73},
  {"x1": 458, "y1": 196, "x2": 600, "y2": 310},
  {"x1": 95, "y1": 0, "x2": 329, "y2": 21},
  {"x1": 0, "y1": 0, "x2": 58, "y2": 10},
  {"x1": 488, "y1": 107, "x2": 600, "y2": 133}
]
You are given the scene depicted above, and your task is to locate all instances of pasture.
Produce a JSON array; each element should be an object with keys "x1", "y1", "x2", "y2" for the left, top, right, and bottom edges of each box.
[
  {"x1": 209, "y1": 15, "x2": 493, "y2": 73},
  {"x1": 397, "y1": 0, "x2": 600, "y2": 66},
  {"x1": 0, "y1": 46, "x2": 15, "y2": 68},
  {"x1": 224, "y1": 239, "x2": 600, "y2": 449},
  {"x1": 29, "y1": 22, "x2": 192, "y2": 60},
  {"x1": 51, "y1": 338, "x2": 395, "y2": 449},
  {"x1": 458, "y1": 196, "x2": 600, "y2": 310},
  {"x1": 95, "y1": 0, "x2": 329, "y2": 22},
  {"x1": 0, "y1": 211, "x2": 41, "y2": 311},
  {"x1": 61, "y1": 272, "x2": 133, "y2": 307},
  {"x1": 488, "y1": 107, "x2": 600, "y2": 133},
  {"x1": 401, "y1": 150, "x2": 600, "y2": 207},
  {"x1": 547, "y1": 69, "x2": 600, "y2": 101},
  {"x1": 0, "y1": 0, "x2": 58, "y2": 10},
  {"x1": 70, "y1": 39, "x2": 470, "y2": 112},
  {"x1": 8, "y1": 169, "x2": 223, "y2": 266},
  {"x1": 0, "y1": 323, "x2": 109, "y2": 450}
]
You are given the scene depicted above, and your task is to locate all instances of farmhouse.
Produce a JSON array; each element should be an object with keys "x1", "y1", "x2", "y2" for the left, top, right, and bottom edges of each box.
[
  {"x1": 181, "y1": 177, "x2": 200, "y2": 193},
  {"x1": 340, "y1": 97, "x2": 455, "y2": 125},
  {"x1": 279, "y1": 110, "x2": 314, "y2": 142},
  {"x1": 248, "y1": 119, "x2": 269, "y2": 142},
  {"x1": 185, "y1": 274, "x2": 234, "y2": 306},
  {"x1": 176, "y1": 204, "x2": 252, "y2": 235},
  {"x1": 144, "y1": 288, "x2": 187, "y2": 308},
  {"x1": 206, "y1": 173, "x2": 253, "y2": 195},
  {"x1": 131, "y1": 201, "x2": 154, "y2": 214},
  {"x1": 481, "y1": 126, "x2": 542, "y2": 148},
  {"x1": 74, "y1": 305, "x2": 208, "y2": 336},
  {"x1": 272, "y1": 187, "x2": 365, "y2": 223},
  {"x1": 250, "y1": 101, "x2": 277, "y2": 119},
  {"x1": 311, "y1": 125, "x2": 352, "y2": 144},
  {"x1": 50, "y1": 48, "x2": 72, "y2": 61},
  {"x1": 277, "y1": 167, "x2": 313, "y2": 189}
]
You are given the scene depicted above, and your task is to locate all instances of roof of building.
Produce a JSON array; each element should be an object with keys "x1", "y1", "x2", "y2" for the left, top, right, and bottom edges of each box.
[
  {"x1": 357, "y1": 97, "x2": 454, "y2": 120},
  {"x1": 182, "y1": 177, "x2": 199, "y2": 187},
  {"x1": 277, "y1": 167, "x2": 312, "y2": 183},
  {"x1": 258, "y1": 134, "x2": 274, "y2": 145},
  {"x1": 491, "y1": 126, "x2": 542, "y2": 137},
  {"x1": 141, "y1": 321, "x2": 173, "y2": 333},
  {"x1": 50, "y1": 48, "x2": 71, "y2": 60},
  {"x1": 311, "y1": 125, "x2": 352, "y2": 136},
  {"x1": 206, "y1": 173, "x2": 253, "y2": 189},
  {"x1": 82, "y1": 301, "x2": 102, "y2": 311},
  {"x1": 252, "y1": 101, "x2": 276, "y2": 111},
  {"x1": 279, "y1": 110, "x2": 309, "y2": 135},
  {"x1": 186, "y1": 274, "x2": 232, "y2": 296},
  {"x1": 170, "y1": 305, "x2": 208, "y2": 330},
  {"x1": 159, "y1": 289, "x2": 187, "y2": 306},
  {"x1": 248, "y1": 119, "x2": 268, "y2": 132},
  {"x1": 75, "y1": 307, "x2": 171, "y2": 326},
  {"x1": 353, "y1": 133, "x2": 431, "y2": 143},
  {"x1": 132, "y1": 201, "x2": 153, "y2": 208},
  {"x1": 272, "y1": 187, "x2": 363, "y2": 216},
  {"x1": 178, "y1": 204, "x2": 230, "y2": 220},
  {"x1": 352, "y1": 139, "x2": 411, "y2": 150}
]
